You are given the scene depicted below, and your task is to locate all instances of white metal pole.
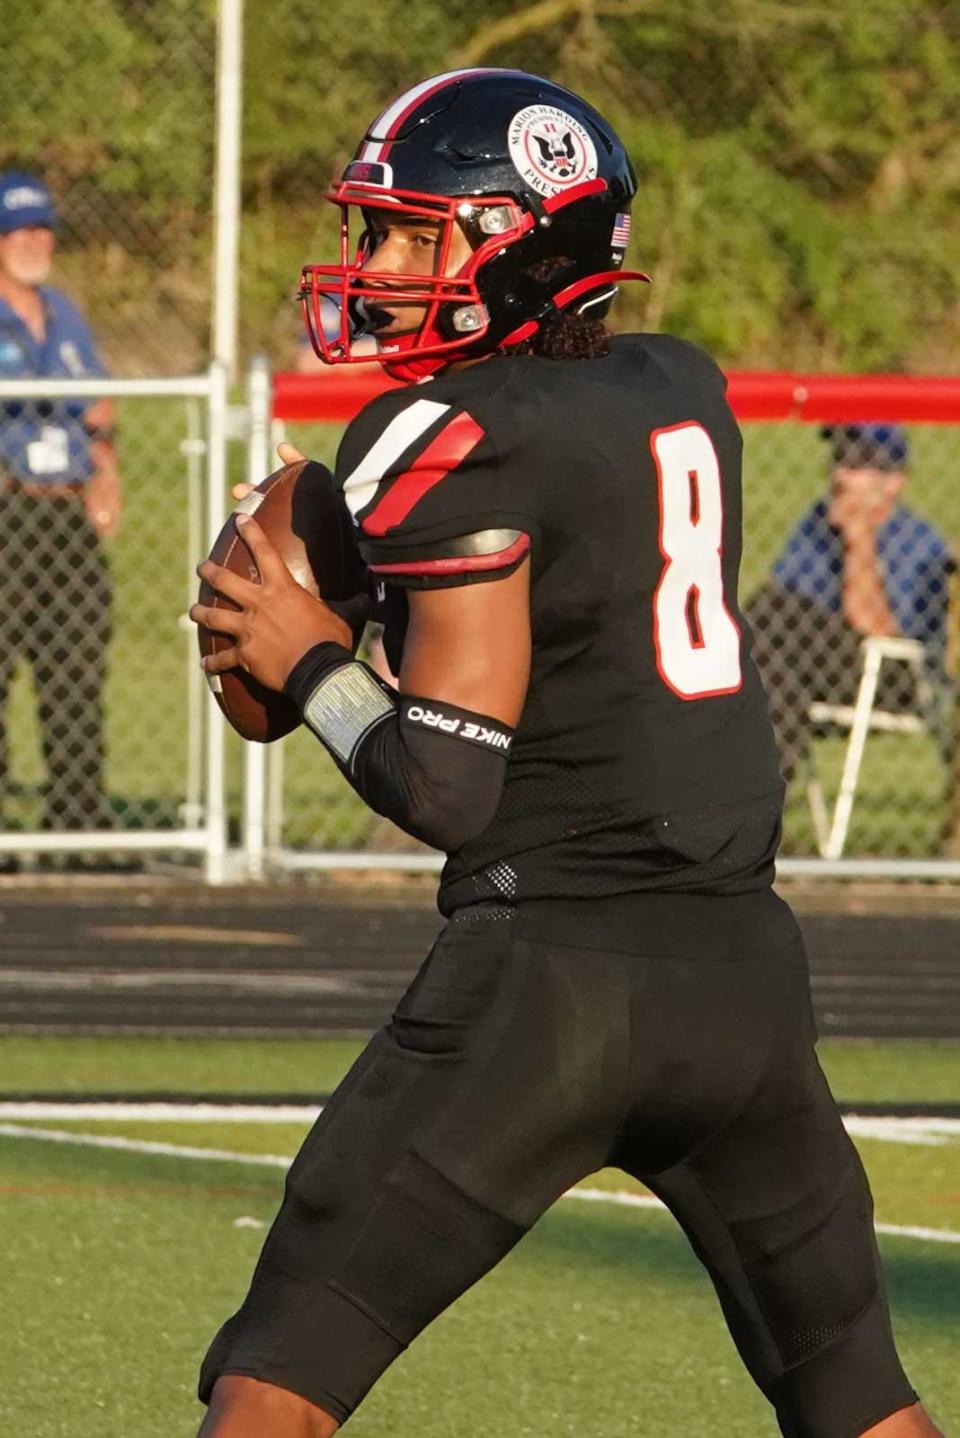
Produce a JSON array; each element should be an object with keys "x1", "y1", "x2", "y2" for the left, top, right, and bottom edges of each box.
[
  {"x1": 182, "y1": 398, "x2": 206, "y2": 829},
  {"x1": 242, "y1": 356, "x2": 272, "y2": 879},
  {"x1": 266, "y1": 720, "x2": 286, "y2": 853},
  {"x1": 212, "y1": 0, "x2": 243, "y2": 378},
  {"x1": 204, "y1": 361, "x2": 230, "y2": 883},
  {"x1": 0, "y1": 376, "x2": 213, "y2": 398},
  {"x1": 265, "y1": 415, "x2": 288, "y2": 854},
  {"x1": 826, "y1": 643, "x2": 884, "y2": 860}
]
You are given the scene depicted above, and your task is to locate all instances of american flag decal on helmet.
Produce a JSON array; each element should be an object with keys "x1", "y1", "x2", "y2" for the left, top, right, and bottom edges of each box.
[{"x1": 611, "y1": 213, "x2": 631, "y2": 248}]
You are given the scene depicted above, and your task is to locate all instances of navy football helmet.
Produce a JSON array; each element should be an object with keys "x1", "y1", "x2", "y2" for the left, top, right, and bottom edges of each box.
[{"x1": 299, "y1": 69, "x2": 647, "y2": 379}]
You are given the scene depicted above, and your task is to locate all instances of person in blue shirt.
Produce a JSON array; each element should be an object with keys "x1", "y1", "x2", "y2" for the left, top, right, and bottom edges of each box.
[
  {"x1": 0, "y1": 170, "x2": 122, "y2": 834},
  {"x1": 746, "y1": 423, "x2": 955, "y2": 785}
]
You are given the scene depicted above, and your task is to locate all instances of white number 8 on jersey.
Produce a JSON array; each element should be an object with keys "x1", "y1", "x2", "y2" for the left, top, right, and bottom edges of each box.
[{"x1": 651, "y1": 422, "x2": 742, "y2": 700}]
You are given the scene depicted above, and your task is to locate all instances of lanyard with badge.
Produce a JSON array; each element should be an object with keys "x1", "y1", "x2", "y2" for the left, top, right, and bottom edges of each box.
[
  {"x1": 24, "y1": 317, "x2": 80, "y2": 477},
  {"x1": 26, "y1": 425, "x2": 70, "y2": 475}
]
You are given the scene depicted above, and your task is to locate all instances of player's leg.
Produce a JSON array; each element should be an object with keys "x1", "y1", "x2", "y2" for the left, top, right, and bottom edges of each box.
[
  {"x1": 861, "y1": 1406, "x2": 944, "y2": 1436},
  {"x1": 198, "y1": 1375, "x2": 339, "y2": 1437},
  {"x1": 614, "y1": 897, "x2": 934, "y2": 1438},
  {"x1": 645, "y1": 1147, "x2": 941, "y2": 1438},
  {"x1": 876, "y1": 1410, "x2": 946, "y2": 1437},
  {"x1": 197, "y1": 906, "x2": 631, "y2": 1433}
]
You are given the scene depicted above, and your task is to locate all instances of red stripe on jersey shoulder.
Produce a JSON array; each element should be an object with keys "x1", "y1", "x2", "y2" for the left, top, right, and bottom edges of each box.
[
  {"x1": 369, "y1": 532, "x2": 530, "y2": 578},
  {"x1": 361, "y1": 411, "x2": 486, "y2": 538}
]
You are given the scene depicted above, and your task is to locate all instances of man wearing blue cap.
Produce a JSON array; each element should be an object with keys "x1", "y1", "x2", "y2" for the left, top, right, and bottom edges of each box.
[
  {"x1": 747, "y1": 423, "x2": 954, "y2": 785},
  {"x1": 0, "y1": 169, "x2": 121, "y2": 835}
]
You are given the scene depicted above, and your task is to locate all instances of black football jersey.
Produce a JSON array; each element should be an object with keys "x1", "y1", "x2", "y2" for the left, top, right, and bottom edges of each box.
[{"x1": 334, "y1": 334, "x2": 784, "y2": 913}]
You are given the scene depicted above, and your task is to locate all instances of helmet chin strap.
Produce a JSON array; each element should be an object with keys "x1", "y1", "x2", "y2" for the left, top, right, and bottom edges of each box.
[
  {"x1": 499, "y1": 268, "x2": 650, "y2": 349},
  {"x1": 374, "y1": 306, "x2": 486, "y2": 381},
  {"x1": 381, "y1": 355, "x2": 450, "y2": 382},
  {"x1": 376, "y1": 331, "x2": 459, "y2": 382},
  {"x1": 374, "y1": 270, "x2": 650, "y2": 380}
]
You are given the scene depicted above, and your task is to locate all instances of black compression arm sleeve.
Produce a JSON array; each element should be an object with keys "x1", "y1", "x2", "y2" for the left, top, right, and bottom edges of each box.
[{"x1": 285, "y1": 643, "x2": 513, "y2": 853}]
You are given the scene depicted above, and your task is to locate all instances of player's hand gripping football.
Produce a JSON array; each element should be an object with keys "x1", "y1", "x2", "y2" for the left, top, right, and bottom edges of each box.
[{"x1": 190, "y1": 509, "x2": 354, "y2": 693}]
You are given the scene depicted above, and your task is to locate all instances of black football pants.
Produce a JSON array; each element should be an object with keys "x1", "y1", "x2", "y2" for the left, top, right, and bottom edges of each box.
[
  {"x1": 200, "y1": 890, "x2": 916, "y2": 1437},
  {"x1": 0, "y1": 491, "x2": 112, "y2": 830}
]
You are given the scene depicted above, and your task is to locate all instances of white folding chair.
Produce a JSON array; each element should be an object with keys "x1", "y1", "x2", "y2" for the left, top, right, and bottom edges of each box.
[{"x1": 806, "y1": 635, "x2": 931, "y2": 859}]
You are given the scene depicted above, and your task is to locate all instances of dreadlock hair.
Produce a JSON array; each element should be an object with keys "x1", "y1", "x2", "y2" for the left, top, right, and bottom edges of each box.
[
  {"x1": 505, "y1": 256, "x2": 613, "y2": 361},
  {"x1": 527, "y1": 308, "x2": 612, "y2": 359}
]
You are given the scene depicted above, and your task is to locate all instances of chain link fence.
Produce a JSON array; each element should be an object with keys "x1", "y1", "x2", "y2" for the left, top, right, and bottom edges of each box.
[
  {"x1": 254, "y1": 383, "x2": 959, "y2": 874},
  {"x1": 742, "y1": 418, "x2": 959, "y2": 865},
  {"x1": 6, "y1": 2, "x2": 958, "y2": 377},
  {"x1": 3, "y1": 2, "x2": 218, "y2": 376},
  {"x1": 239, "y1": 0, "x2": 960, "y2": 377},
  {"x1": 0, "y1": 375, "x2": 230, "y2": 875},
  {"x1": 4, "y1": 1, "x2": 959, "y2": 878},
  {"x1": 238, "y1": 0, "x2": 960, "y2": 874},
  {"x1": 2, "y1": 3, "x2": 228, "y2": 871}
]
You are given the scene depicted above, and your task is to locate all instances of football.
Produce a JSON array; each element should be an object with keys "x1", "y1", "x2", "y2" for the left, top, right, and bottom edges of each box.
[{"x1": 197, "y1": 459, "x2": 368, "y2": 742}]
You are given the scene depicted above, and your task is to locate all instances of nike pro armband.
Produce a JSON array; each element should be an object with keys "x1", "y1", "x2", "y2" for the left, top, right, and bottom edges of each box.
[{"x1": 285, "y1": 642, "x2": 514, "y2": 853}]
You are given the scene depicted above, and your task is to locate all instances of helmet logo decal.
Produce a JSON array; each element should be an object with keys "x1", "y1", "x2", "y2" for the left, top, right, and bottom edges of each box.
[
  {"x1": 342, "y1": 160, "x2": 394, "y2": 189},
  {"x1": 507, "y1": 104, "x2": 598, "y2": 197}
]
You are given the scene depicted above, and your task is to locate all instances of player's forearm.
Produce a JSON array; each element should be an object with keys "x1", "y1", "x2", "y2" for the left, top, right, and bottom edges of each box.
[
  {"x1": 85, "y1": 397, "x2": 117, "y2": 449},
  {"x1": 285, "y1": 642, "x2": 512, "y2": 852},
  {"x1": 89, "y1": 439, "x2": 120, "y2": 484},
  {"x1": 842, "y1": 534, "x2": 898, "y2": 636}
]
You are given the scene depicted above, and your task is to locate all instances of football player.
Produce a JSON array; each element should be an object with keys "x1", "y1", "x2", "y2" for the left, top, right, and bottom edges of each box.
[{"x1": 190, "y1": 70, "x2": 943, "y2": 1438}]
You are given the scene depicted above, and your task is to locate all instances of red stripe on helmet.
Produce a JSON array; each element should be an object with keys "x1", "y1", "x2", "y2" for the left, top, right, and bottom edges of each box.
[
  {"x1": 370, "y1": 67, "x2": 537, "y2": 162},
  {"x1": 361, "y1": 411, "x2": 485, "y2": 537},
  {"x1": 374, "y1": 70, "x2": 488, "y2": 161}
]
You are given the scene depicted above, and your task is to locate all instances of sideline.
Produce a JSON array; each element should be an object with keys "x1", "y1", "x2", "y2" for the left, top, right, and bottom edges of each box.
[
  {"x1": 1, "y1": 1102, "x2": 959, "y2": 1146},
  {"x1": 0, "y1": 1101, "x2": 322, "y2": 1123},
  {"x1": 2, "y1": 1120, "x2": 959, "y2": 1247},
  {"x1": 0, "y1": 1121, "x2": 291, "y2": 1167}
]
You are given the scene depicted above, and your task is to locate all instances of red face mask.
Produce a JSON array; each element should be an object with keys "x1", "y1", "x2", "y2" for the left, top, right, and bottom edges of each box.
[
  {"x1": 299, "y1": 182, "x2": 530, "y2": 381},
  {"x1": 299, "y1": 175, "x2": 646, "y2": 382}
]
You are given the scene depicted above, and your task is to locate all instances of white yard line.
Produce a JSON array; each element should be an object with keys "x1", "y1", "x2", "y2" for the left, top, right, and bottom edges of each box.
[
  {"x1": 0, "y1": 1122, "x2": 290, "y2": 1167},
  {"x1": 0, "y1": 1101, "x2": 321, "y2": 1122},
  {"x1": 874, "y1": 1222, "x2": 960, "y2": 1245},
  {"x1": 844, "y1": 1115, "x2": 960, "y2": 1146},
  {"x1": 1, "y1": 1103, "x2": 959, "y2": 1146},
  {"x1": 2, "y1": 1120, "x2": 959, "y2": 1246},
  {"x1": 564, "y1": 1186, "x2": 665, "y2": 1211},
  {"x1": 564, "y1": 1186, "x2": 960, "y2": 1245}
]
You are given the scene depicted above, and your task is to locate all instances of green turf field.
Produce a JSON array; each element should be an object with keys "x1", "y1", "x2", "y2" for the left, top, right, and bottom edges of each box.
[
  {"x1": 2, "y1": 1033, "x2": 959, "y2": 1104},
  {"x1": 2, "y1": 406, "x2": 957, "y2": 856},
  {"x1": 2, "y1": 1036, "x2": 958, "y2": 1436}
]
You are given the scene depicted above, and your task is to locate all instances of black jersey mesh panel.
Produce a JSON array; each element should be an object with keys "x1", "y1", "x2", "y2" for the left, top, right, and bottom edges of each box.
[
  {"x1": 443, "y1": 758, "x2": 782, "y2": 912},
  {"x1": 450, "y1": 902, "x2": 516, "y2": 924},
  {"x1": 782, "y1": 1319, "x2": 856, "y2": 1365}
]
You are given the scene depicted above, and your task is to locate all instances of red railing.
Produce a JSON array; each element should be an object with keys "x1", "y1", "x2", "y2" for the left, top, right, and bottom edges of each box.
[
  {"x1": 724, "y1": 371, "x2": 960, "y2": 423},
  {"x1": 272, "y1": 369, "x2": 404, "y2": 423},
  {"x1": 271, "y1": 367, "x2": 960, "y2": 426}
]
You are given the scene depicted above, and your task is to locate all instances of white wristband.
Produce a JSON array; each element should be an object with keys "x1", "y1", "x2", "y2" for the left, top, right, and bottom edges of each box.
[{"x1": 302, "y1": 662, "x2": 396, "y2": 765}]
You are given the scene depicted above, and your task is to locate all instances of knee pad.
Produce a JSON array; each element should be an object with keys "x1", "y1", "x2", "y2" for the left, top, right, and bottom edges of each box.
[
  {"x1": 731, "y1": 1145, "x2": 878, "y2": 1369},
  {"x1": 334, "y1": 1149, "x2": 525, "y2": 1343},
  {"x1": 730, "y1": 1149, "x2": 914, "y2": 1436}
]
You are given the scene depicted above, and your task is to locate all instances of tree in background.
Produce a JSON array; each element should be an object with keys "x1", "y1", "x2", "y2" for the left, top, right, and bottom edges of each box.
[
  {"x1": 4, "y1": 0, "x2": 959, "y2": 373},
  {"x1": 2, "y1": 0, "x2": 216, "y2": 373}
]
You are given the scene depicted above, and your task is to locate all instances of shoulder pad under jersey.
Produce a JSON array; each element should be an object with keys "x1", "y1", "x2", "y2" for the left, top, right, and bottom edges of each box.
[{"x1": 337, "y1": 392, "x2": 533, "y2": 586}]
